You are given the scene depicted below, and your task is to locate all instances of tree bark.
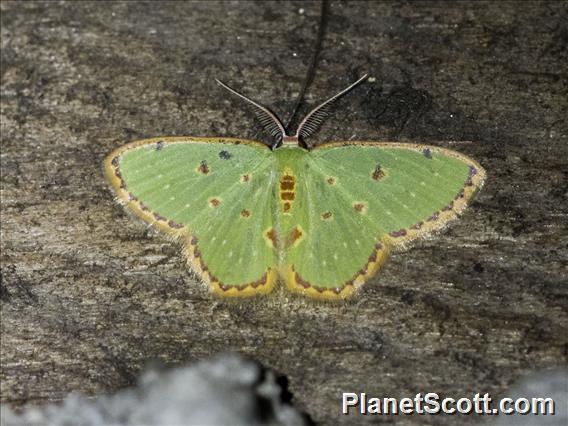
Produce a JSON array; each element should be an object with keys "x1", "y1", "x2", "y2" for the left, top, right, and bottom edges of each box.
[{"x1": 1, "y1": 1, "x2": 566, "y2": 424}]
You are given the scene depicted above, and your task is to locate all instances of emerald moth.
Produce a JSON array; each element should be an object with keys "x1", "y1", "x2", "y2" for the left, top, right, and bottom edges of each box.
[{"x1": 104, "y1": 75, "x2": 485, "y2": 300}]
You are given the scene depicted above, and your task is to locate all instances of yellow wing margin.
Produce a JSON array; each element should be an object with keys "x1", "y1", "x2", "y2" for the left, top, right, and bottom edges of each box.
[
  {"x1": 315, "y1": 141, "x2": 486, "y2": 251},
  {"x1": 281, "y1": 141, "x2": 485, "y2": 301},
  {"x1": 103, "y1": 136, "x2": 277, "y2": 298}
]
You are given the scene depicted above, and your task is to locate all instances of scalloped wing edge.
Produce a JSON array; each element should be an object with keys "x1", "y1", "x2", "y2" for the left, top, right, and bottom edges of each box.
[
  {"x1": 314, "y1": 141, "x2": 486, "y2": 251},
  {"x1": 282, "y1": 240, "x2": 390, "y2": 301},
  {"x1": 105, "y1": 138, "x2": 486, "y2": 300},
  {"x1": 103, "y1": 136, "x2": 275, "y2": 297}
]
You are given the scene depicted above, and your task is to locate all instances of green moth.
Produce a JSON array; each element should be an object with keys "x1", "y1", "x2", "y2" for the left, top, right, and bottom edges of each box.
[{"x1": 104, "y1": 76, "x2": 485, "y2": 300}]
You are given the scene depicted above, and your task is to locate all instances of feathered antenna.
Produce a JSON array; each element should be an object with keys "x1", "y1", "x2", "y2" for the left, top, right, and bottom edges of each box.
[
  {"x1": 295, "y1": 74, "x2": 369, "y2": 149},
  {"x1": 215, "y1": 79, "x2": 286, "y2": 150}
]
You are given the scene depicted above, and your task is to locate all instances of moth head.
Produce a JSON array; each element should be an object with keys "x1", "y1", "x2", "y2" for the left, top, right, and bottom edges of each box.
[{"x1": 216, "y1": 74, "x2": 368, "y2": 151}]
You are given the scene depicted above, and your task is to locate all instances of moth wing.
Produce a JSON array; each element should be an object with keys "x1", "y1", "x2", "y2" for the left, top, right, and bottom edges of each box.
[
  {"x1": 282, "y1": 142, "x2": 485, "y2": 299},
  {"x1": 105, "y1": 137, "x2": 278, "y2": 296}
]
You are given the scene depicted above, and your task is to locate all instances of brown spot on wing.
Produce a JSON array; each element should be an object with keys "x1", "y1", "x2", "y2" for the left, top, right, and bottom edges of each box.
[
  {"x1": 428, "y1": 212, "x2": 439, "y2": 221},
  {"x1": 168, "y1": 220, "x2": 184, "y2": 229},
  {"x1": 240, "y1": 209, "x2": 251, "y2": 218},
  {"x1": 241, "y1": 174, "x2": 250, "y2": 183},
  {"x1": 265, "y1": 228, "x2": 279, "y2": 248},
  {"x1": 279, "y1": 172, "x2": 296, "y2": 212},
  {"x1": 353, "y1": 202, "x2": 367, "y2": 213},
  {"x1": 218, "y1": 282, "x2": 230, "y2": 291},
  {"x1": 209, "y1": 198, "x2": 221, "y2": 208},
  {"x1": 372, "y1": 164, "x2": 385, "y2": 181},
  {"x1": 285, "y1": 226, "x2": 304, "y2": 248},
  {"x1": 389, "y1": 229, "x2": 407, "y2": 238},
  {"x1": 326, "y1": 177, "x2": 336, "y2": 185},
  {"x1": 197, "y1": 160, "x2": 209, "y2": 174},
  {"x1": 281, "y1": 192, "x2": 295, "y2": 201},
  {"x1": 322, "y1": 211, "x2": 332, "y2": 220}
]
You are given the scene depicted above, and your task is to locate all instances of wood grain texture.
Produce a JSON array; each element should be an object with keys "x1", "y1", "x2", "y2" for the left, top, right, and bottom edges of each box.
[{"x1": 1, "y1": 1, "x2": 567, "y2": 425}]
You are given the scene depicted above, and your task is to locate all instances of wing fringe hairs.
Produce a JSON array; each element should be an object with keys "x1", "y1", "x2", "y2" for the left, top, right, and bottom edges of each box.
[{"x1": 105, "y1": 136, "x2": 485, "y2": 301}]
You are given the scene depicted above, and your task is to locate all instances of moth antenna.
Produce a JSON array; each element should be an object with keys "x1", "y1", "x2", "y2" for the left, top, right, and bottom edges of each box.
[
  {"x1": 216, "y1": 79, "x2": 286, "y2": 149},
  {"x1": 295, "y1": 74, "x2": 369, "y2": 149}
]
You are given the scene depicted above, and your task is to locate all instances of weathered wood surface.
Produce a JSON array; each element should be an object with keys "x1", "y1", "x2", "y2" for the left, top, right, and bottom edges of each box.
[{"x1": 1, "y1": 1, "x2": 566, "y2": 424}]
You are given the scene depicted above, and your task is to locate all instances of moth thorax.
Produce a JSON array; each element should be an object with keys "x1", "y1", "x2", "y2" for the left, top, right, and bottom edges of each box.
[{"x1": 282, "y1": 135, "x2": 299, "y2": 145}]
